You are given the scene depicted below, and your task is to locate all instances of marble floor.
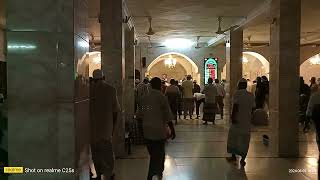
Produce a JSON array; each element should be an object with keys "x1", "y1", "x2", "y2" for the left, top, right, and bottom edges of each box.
[{"x1": 114, "y1": 116, "x2": 319, "y2": 180}]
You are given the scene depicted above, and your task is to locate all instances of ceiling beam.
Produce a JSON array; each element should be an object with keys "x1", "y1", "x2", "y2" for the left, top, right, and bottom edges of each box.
[
  {"x1": 207, "y1": 34, "x2": 226, "y2": 47},
  {"x1": 207, "y1": 0, "x2": 272, "y2": 47},
  {"x1": 236, "y1": 0, "x2": 271, "y2": 28}
]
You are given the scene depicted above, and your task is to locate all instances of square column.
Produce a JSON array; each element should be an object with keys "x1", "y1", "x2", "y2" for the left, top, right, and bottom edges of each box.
[
  {"x1": 124, "y1": 27, "x2": 135, "y2": 123},
  {"x1": 225, "y1": 28, "x2": 243, "y2": 119},
  {"x1": 100, "y1": 0, "x2": 125, "y2": 156},
  {"x1": 269, "y1": 0, "x2": 301, "y2": 157},
  {"x1": 6, "y1": 0, "x2": 90, "y2": 179}
]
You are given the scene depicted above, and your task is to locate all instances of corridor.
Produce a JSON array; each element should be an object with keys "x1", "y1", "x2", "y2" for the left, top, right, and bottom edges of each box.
[{"x1": 115, "y1": 118, "x2": 318, "y2": 180}]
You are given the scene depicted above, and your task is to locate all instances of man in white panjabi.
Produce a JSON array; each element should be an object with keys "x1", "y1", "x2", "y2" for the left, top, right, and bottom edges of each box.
[{"x1": 226, "y1": 78, "x2": 255, "y2": 167}]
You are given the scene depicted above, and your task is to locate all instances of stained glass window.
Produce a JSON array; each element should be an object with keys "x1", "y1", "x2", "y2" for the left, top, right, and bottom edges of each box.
[{"x1": 204, "y1": 57, "x2": 218, "y2": 85}]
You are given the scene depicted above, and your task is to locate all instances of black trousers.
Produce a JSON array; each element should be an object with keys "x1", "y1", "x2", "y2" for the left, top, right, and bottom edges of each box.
[
  {"x1": 145, "y1": 139, "x2": 166, "y2": 180},
  {"x1": 255, "y1": 96, "x2": 265, "y2": 109},
  {"x1": 91, "y1": 140, "x2": 114, "y2": 180},
  {"x1": 169, "y1": 101, "x2": 178, "y2": 120},
  {"x1": 215, "y1": 96, "x2": 224, "y2": 118},
  {"x1": 195, "y1": 98, "x2": 205, "y2": 116}
]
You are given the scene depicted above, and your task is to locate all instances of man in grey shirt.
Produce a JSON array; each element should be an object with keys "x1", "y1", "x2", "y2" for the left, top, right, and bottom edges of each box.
[{"x1": 139, "y1": 77, "x2": 175, "y2": 180}]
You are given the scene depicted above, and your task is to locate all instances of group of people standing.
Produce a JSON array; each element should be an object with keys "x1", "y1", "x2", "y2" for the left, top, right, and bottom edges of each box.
[{"x1": 135, "y1": 75, "x2": 226, "y2": 125}]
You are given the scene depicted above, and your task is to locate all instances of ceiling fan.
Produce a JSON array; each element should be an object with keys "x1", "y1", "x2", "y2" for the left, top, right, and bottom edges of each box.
[
  {"x1": 194, "y1": 36, "x2": 213, "y2": 49},
  {"x1": 195, "y1": 36, "x2": 201, "y2": 49},
  {"x1": 243, "y1": 35, "x2": 269, "y2": 49},
  {"x1": 146, "y1": 36, "x2": 165, "y2": 49},
  {"x1": 146, "y1": 17, "x2": 155, "y2": 36},
  {"x1": 215, "y1": 16, "x2": 239, "y2": 35}
]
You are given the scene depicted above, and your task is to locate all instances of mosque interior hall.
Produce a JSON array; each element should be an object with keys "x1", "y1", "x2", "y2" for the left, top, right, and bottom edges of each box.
[{"x1": 1, "y1": 0, "x2": 320, "y2": 179}]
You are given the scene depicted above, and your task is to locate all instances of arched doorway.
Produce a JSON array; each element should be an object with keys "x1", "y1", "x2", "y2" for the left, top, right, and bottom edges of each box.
[
  {"x1": 221, "y1": 51, "x2": 269, "y2": 81},
  {"x1": 77, "y1": 51, "x2": 102, "y2": 78},
  {"x1": 300, "y1": 53, "x2": 320, "y2": 84},
  {"x1": 146, "y1": 52, "x2": 200, "y2": 84}
]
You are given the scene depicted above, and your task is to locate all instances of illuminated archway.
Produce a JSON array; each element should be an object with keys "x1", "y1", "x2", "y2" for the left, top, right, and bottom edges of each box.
[
  {"x1": 243, "y1": 51, "x2": 269, "y2": 74},
  {"x1": 148, "y1": 52, "x2": 199, "y2": 73},
  {"x1": 300, "y1": 53, "x2": 320, "y2": 84},
  {"x1": 221, "y1": 51, "x2": 269, "y2": 80},
  {"x1": 147, "y1": 52, "x2": 200, "y2": 83},
  {"x1": 77, "y1": 51, "x2": 101, "y2": 77}
]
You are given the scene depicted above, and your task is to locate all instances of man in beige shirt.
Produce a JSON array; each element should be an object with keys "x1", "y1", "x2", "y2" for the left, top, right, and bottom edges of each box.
[{"x1": 182, "y1": 75, "x2": 194, "y2": 119}]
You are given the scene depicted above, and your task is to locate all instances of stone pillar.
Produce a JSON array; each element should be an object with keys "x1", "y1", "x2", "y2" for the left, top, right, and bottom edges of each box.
[
  {"x1": 269, "y1": 0, "x2": 300, "y2": 157},
  {"x1": 0, "y1": 0, "x2": 4, "y2": 62},
  {"x1": 124, "y1": 27, "x2": 135, "y2": 123},
  {"x1": 6, "y1": 0, "x2": 90, "y2": 179},
  {"x1": 100, "y1": 0, "x2": 125, "y2": 156},
  {"x1": 225, "y1": 28, "x2": 243, "y2": 118}
]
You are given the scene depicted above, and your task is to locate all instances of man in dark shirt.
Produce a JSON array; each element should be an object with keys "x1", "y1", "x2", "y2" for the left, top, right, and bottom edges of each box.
[
  {"x1": 193, "y1": 80, "x2": 201, "y2": 94},
  {"x1": 90, "y1": 69, "x2": 120, "y2": 180}
]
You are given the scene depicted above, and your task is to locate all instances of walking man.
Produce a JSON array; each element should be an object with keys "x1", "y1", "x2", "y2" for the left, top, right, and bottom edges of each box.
[
  {"x1": 226, "y1": 78, "x2": 255, "y2": 167},
  {"x1": 139, "y1": 77, "x2": 176, "y2": 180},
  {"x1": 90, "y1": 69, "x2": 120, "y2": 180}
]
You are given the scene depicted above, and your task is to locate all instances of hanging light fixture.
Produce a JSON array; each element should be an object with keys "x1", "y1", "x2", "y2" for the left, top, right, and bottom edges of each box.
[
  {"x1": 310, "y1": 54, "x2": 320, "y2": 65},
  {"x1": 164, "y1": 55, "x2": 177, "y2": 68}
]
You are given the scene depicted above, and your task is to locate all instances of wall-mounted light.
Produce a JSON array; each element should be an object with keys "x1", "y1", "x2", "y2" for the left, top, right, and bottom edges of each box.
[{"x1": 7, "y1": 44, "x2": 36, "y2": 50}]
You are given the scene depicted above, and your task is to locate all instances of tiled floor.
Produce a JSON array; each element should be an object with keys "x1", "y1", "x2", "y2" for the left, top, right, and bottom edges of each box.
[{"x1": 114, "y1": 116, "x2": 319, "y2": 180}]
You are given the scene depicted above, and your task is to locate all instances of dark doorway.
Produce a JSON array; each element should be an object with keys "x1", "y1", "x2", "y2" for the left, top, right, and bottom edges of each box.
[{"x1": 135, "y1": 69, "x2": 141, "y2": 80}]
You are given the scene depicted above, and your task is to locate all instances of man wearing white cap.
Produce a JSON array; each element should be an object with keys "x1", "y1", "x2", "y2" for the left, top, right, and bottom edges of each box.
[
  {"x1": 226, "y1": 78, "x2": 255, "y2": 167},
  {"x1": 90, "y1": 69, "x2": 120, "y2": 180}
]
